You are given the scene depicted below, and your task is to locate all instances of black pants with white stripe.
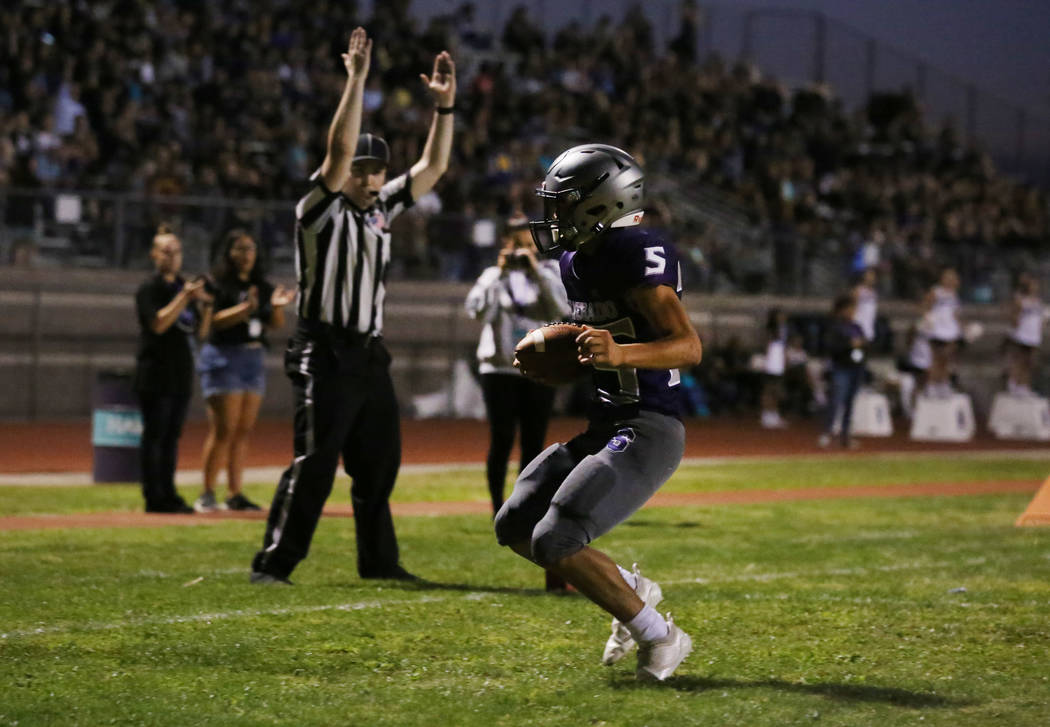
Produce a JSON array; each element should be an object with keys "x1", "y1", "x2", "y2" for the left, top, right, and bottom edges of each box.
[{"x1": 252, "y1": 324, "x2": 402, "y2": 579}]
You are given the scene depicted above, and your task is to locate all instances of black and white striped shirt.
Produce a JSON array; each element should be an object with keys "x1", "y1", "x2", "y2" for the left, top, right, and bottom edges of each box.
[{"x1": 293, "y1": 172, "x2": 414, "y2": 334}]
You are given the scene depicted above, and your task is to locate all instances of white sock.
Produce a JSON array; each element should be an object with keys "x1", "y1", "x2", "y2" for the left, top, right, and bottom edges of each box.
[
  {"x1": 617, "y1": 564, "x2": 637, "y2": 591},
  {"x1": 625, "y1": 605, "x2": 669, "y2": 644}
]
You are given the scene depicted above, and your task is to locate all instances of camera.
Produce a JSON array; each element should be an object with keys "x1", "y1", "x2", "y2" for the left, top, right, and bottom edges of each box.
[{"x1": 505, "y1": 250, "x2": 532, "y2": 270}]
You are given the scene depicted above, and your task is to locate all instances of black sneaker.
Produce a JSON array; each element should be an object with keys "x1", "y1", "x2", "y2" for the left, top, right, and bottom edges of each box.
[
  {"x1": 360, "y1": 565, "x2": 421, "y2": 581},
  {"x1": 226, "y1": 494, "x2": 263, "y2": 511},
  {"x1": 249, "y1": 571, "x2": 293, "y2": 585},
  {"x1": 146, "y1": 499, "x2": 194, "y2": 514}
]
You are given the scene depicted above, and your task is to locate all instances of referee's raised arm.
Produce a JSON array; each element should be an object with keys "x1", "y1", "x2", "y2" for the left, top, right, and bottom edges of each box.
[
  {"x1": 409, "y1": 50, "x2": 457, "y2": 200},
  {"x1": 319, "y1": 27, "x2": 371, "y2": 192}
]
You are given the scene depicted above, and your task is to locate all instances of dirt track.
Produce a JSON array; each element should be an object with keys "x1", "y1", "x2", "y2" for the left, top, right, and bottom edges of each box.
[
  {"x1": 5, "y1": 415, "x2": 1050, "y2": 474},
  {"x1": 1, "y1": 416, "x2": 1046, "y2": 531}
]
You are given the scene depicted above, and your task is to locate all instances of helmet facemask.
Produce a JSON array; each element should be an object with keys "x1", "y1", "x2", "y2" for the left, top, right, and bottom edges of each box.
[{"x1": 530, "y1": 173, "x2": 611, "y2": 256}]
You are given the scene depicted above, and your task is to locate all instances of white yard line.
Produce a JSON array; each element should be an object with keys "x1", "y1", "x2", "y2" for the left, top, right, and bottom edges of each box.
[
  {"x1": 1, "y1": 594, "x2": 470, "y2": 640},
  {"x1": 7, "y1": 555, "x2": 1049, "y2": 641},
  {"x1": 662, "y1": 557, "x2": 991, "y2": 586}
]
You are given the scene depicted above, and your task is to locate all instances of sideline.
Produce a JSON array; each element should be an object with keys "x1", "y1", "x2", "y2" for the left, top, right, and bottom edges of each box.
[
  {"x1": 0, "y1": 479, "x2": 1038, "y2": 531},
  {"x1": 2, "y1": 448, "x2": 1048, "y2": 487}
]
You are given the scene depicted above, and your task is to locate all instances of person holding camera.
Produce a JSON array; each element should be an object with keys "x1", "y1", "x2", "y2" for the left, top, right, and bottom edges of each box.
[{"x1": 466, "y1": 215, "x2": 570, "y2": 517}]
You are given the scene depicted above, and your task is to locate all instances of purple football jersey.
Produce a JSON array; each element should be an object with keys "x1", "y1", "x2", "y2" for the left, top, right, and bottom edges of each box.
[{"x1": 559, "y1": 226, "x2": 685, "y2": 419}]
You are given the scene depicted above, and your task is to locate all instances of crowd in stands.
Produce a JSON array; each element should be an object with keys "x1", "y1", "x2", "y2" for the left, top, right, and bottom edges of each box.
[{"x1": 2, "y1": 0, "x2": 1048, "y2": 298}]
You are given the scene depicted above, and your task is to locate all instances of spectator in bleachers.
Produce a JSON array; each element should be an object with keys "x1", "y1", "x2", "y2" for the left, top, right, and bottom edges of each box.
[{"x1": 1, "y1": 0, "x2": 1047, "y2": 296}]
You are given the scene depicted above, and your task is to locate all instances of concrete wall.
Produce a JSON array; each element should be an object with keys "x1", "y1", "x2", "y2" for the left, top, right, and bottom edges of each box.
[{"x1": 0, "y1": 268, "x2": 1019, "y2": 421}]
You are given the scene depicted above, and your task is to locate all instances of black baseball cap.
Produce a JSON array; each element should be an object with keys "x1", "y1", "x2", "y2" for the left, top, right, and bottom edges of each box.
[{"x1": 353, "y1": 133, "x2": 390, "y2": 166}]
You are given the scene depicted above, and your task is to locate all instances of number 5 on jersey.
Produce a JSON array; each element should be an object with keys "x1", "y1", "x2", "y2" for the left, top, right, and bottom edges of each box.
[{"x1": 645, "y1": 246, "x2": 665, "y2": 276}]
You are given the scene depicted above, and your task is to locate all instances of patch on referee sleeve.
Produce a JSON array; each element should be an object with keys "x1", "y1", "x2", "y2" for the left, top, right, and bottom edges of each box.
[{"x1": 606, "y1": 427, "x2": 636, "y2": 453}]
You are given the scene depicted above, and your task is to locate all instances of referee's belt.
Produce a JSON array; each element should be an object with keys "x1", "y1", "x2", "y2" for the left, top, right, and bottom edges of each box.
[{"x1": 297, "y1": 320, "x2": 382, "y2": 347}]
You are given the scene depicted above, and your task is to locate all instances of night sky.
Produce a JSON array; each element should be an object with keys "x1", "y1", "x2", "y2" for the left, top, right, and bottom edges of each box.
[{"x1": 741, "y1": 0, "x2": 1050, "y2": 115}]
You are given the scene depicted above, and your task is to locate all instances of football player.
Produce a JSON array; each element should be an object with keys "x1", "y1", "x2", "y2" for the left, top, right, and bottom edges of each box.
[{"x1": 495, "y1": 144, "x2": 702, "y2": 680}]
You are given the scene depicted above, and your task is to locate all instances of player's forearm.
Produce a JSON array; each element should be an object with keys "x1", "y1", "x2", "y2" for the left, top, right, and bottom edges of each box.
[{"x1": 618, "y1": 333, "x2": 703, "y2": 370}]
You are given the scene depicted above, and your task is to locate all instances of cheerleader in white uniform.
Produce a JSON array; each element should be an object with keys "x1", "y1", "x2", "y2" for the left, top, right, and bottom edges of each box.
[
  {"x1": 760, "y1": 308, "x2": 789, "y2": 428},
  {"x1": 897, "y1": 311, "x2": 934, "y2": 417},
  {"x1": 922, "y1": 268, "x2": 962, "y2": 398},
  {"x1": 1007, "y1": 273, "x2": 1043, "y2": 396},
  {"x1": 852, "y1": 268, "x2": 878, "y2": 343}
]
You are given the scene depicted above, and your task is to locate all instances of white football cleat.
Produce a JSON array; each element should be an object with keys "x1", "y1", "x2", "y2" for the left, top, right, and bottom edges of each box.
[
  {"x1": 601, "y1": 563, "x2": 664, "y2": 666},
  {"x1": 636, "y1": 614, "x2": 693, "y2": 681}
]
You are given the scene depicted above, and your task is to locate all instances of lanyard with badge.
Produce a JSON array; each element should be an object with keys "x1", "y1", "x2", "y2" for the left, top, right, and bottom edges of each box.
[
  {"x1": 505, "y1": 271, "x2": 535, "y2": 344},
  {"x1": 240, "y1": 287, "x2": 263, "y2": 340}
]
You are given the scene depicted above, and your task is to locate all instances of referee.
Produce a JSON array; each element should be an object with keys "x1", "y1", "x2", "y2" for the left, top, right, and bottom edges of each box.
[{"x1": 250, "y1": 27, "x2": 456, "y2": 583}]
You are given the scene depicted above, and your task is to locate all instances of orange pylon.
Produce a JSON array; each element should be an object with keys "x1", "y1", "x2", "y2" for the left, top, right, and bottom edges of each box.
[{"x1": 1016, "y1": 476, "x2": 1050, "y2": 526}]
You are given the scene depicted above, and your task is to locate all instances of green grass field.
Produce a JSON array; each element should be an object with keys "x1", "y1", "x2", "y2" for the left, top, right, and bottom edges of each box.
[{"x1": 2, "y1": 455, "x2": 1049, "y2": 726}]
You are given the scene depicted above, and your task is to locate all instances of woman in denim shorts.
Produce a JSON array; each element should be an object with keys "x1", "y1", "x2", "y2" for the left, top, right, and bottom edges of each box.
[{"x1": 195, "y1": 229, "x2": 295, "y2": 512}]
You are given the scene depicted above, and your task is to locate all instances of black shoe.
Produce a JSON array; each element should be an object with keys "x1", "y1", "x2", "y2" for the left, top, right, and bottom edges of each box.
[
  {"x1": 226, "y1": 494, "x2": 263, "y2": 511},
  {"x1": 249, "y1": 571, "x2": 293, "y2": 585},
  {"x1": 360, "y1": 565, "x2": 421, "y2": 581},
  {"x1": 146, "y1": 500, "x2": 194, "y2": 514}
]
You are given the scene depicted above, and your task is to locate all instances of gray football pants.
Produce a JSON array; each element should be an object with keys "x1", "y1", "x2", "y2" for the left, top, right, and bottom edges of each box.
[{"x1": 494, "y1": 410, "x2": 685, "y2": 566}]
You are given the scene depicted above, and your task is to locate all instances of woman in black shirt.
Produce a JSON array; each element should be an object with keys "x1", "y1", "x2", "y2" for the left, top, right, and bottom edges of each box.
[
  {"x1": 195, "y1": 229, "x2": 295, "y2": 511},
  {"x1": 134, "y1": 225, "x2": 213, "y2": 513}
]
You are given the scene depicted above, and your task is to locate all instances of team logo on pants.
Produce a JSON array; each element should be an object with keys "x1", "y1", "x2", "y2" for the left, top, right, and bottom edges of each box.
[{"x1": 606, "y1": 427, "x2": 636, "y2": 453}]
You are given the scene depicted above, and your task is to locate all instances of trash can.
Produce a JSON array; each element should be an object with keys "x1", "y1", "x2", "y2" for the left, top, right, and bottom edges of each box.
[{"x1": 91, "y1": 370, "x2": 142, "y2": 483}]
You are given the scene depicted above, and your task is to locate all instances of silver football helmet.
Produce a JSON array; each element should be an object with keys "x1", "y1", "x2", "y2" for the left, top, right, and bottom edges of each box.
[{"x1": 530, "y1": 144, "x2": 645, "y2": 255}]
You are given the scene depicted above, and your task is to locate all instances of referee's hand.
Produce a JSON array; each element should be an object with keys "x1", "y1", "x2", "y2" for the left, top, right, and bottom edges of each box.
[
  {"x1": 342, "y1": 26, "x2": 372, "y2": 79},
  {"x1": 420, "y1": 50, "x2": 456, "y2": 106}
]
